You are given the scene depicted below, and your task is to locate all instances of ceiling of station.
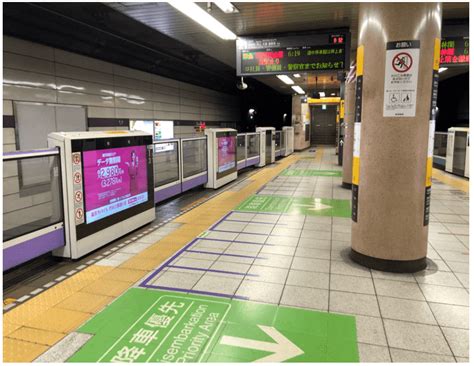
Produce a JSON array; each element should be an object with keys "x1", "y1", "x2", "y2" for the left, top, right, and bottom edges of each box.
[{"x1": 110, "y1": 2, "x2": 469, "y2": 95}]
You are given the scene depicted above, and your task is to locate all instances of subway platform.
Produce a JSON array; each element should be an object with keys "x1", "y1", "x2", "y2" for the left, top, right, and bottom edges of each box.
[{"x1": 3, "y1": 148, "x2": 469, "y2": 363}]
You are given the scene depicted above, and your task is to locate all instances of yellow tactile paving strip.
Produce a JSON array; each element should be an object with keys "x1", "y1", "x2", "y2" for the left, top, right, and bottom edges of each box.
[
  {"x1": 432, "y1": 168, "x2": 469, "y2": 193},
  {"x1": 3, "y1": 154, "x2": 300, "y2": 362}
]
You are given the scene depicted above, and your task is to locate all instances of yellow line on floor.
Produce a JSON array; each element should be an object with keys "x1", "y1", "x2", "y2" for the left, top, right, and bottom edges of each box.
[{"x1": 432, "y1": 168, "x2": 469, "y2": 193}]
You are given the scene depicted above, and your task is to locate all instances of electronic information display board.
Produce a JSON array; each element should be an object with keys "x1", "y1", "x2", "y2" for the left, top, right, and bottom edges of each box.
[
  {"x1": 236, "y1": 31, "x2": 350, "y2": 76},
  {"x1": 440, "y1": 37, "x2": 469, "y2": 66}
]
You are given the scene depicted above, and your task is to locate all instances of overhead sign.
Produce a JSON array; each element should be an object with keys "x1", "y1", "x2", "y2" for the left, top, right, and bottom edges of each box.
[
  {"x1": 440, "y1": 37, "x2": 469, "y2": 66},
  {"x1": 68, "y1": 288, "x2": 359, "y2": 362},
  {"x1": 236, "y1": 31, "x2": 350, "y2": 76},
  {"x1": 383, "y1": 40, "x2": 420, "y2": 117}
]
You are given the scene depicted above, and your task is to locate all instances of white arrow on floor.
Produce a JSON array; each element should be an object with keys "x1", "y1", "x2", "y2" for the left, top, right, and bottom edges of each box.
[
  {"x1": 293, "y1": 202, "x2": 332, "y2": 211},
  {"x1": 219, "y1": 325, "x2": 304, "y2": 362}
]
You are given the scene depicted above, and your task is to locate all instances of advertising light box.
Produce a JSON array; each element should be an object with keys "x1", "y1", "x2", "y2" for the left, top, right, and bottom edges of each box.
[
  {"x1": 71, "y1": 134, "x2": 154, "y2": 241},
  {"x1": 154, "y1": 120, "x2": 174, "y2": 140},
  {"x1": 217, "y1": 135, "x2": 236, "y2": 174},
  {"x1": 205, "y1": 128, "x2": 238, "y2": 189},
  {"x1": 130, "y1": 120, "x2": 154, "y2": 136},
  {"x1": 83, "y1": 146, "x2": 149, "y2": 224}
]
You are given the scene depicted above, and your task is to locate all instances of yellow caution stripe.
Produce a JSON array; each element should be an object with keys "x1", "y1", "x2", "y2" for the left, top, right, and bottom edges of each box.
[
  {"x1": 356, "y1": 45, "x2": 364, "y2": 76},
  {"x1": 352, "y1": 157, "x2": 360, "y2": 185},
  {"x1": 433, "y1": 38, "x2": 440, "y2": 71},
  {"x1": 425, "y1": 157, "x2": 433, "y2": 187}
]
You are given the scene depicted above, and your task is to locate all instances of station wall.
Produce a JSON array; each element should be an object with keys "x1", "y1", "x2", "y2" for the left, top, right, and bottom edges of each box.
[
  {"x1": 2, "y1": 35, "x2": 240, "y2": 240},
  {"x1": 2, "y1": 35, "x2": 240, "y2": 150}
]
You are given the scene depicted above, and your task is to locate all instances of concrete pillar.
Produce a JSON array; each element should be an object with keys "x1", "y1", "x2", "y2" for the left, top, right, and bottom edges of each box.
[
  {"x1": 350, "y1": 2, "x2": 442, "y2": 272},
  {"x1": 342, "y1": 81, "x2": 355, "y2": 188}
]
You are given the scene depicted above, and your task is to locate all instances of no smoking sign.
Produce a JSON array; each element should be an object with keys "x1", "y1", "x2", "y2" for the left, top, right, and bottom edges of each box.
[{"x1": 383, "y1": 40, "x2": 420, "y2": 117}]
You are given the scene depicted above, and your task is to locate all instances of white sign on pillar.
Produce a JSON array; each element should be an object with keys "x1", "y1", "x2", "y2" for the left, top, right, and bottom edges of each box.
[
  {"x1": 383, "y1": 40, "x2": 420, "y2": 117},
  {"x1": 353, "y1": 123, "x2": 361, "y2": 157}
]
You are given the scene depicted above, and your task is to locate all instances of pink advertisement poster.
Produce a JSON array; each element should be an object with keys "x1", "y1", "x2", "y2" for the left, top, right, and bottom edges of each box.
[
  {"x1": 217, "y1": 136, "x2": 236, "y2": 173},
  {"x1": 83, "y1": 146, "x2": 148, "y2": 224}
]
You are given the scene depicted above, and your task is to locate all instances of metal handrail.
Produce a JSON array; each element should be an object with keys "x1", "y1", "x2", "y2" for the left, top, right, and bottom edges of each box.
[
  {"x1": 153, "y1": 138, "x2": 180, "y2": 144},
  {"x1": 3, "y1": 148, "x2": 60, "y2": 161},
  {"x1": 181, "y1": 136, "x2": 207, "y2": 142}
]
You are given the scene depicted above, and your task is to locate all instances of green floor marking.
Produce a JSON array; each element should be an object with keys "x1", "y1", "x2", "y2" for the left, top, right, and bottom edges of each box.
[
  {"x1": 236, "y1": 195, "x2": 351, "y2": 217},
  {"x1": 67, "y1": 289, "x2": 358, "y2": 362},
  {"x1": 281, "y1": 169, "x2": 342, "y2": 177}
]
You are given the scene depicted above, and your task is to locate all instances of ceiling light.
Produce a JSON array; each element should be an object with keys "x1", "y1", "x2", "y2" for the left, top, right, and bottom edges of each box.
[
  {"x1": 292, "y1": 85, "x2": 305, "y2": 94},
  {"x1": 293, "y1": 74, "x2": 301, "y2": 78},
  {"x1": 439, "y1": 67, "x2": 448, "y2": 73},
  {"x1": 168, "y1": 0, "x2": 236, "y2": 40},
  {"x1": 319, "y1": 92, "x2": 326, "y2": 97},
  {"x1": 277, "y1": 75, "x2": 294, "y2": 85},
  {"x1": 214, "y1": 1, "x2": 238, "y2": 14}
]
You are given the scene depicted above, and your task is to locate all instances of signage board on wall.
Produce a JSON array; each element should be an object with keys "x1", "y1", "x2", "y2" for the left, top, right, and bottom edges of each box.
[
  {"x1": 130, "y1": 120, "x2": 154, "y2": 136},
  {"x1": 154, "y1": 121, "x2": 174, "y2": 140},
  {"x1": 383, "y1": 40, "x2": 420, "y2": 117},
  {"x1": 236, "y1": 31, "x2": 350, "y2": 76}
]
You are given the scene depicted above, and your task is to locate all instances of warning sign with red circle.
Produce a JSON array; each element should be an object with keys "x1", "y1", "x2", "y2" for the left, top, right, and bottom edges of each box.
[
  {"x1": 75, "y1": 207, "x2": 84, "y2": 221},
  {"x1": 74, "y1": 190, "x2": 83, "y2": 202},
  {"x1": 74, "y1": 171, "x2": 82, "y2": 184},
  {"x1": 72, "y1": 152, "x2": 81, "y2": 165},
  {"x1": 392, "y1": 52, "x2": 413, "y2": 73},
  {"x1": 383, "y1": 40, "x2": 420, "y2": 117}
]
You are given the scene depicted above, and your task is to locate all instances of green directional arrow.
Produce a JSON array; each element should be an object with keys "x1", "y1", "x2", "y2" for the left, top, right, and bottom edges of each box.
[
  {"x1": 236, "y1": 195, "x2": 351, "y2": 218},
  {"x1": 281, "y1": 169, "x2": 342, "y2": 177},
  {"x1": 67, "y1": 289, "x2": 359, "y2": 363}
]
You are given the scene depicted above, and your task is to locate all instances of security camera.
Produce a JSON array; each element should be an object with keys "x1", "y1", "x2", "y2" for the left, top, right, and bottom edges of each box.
[{"x1": 237, "y1": 77, "x2": 248, "y2": 90}]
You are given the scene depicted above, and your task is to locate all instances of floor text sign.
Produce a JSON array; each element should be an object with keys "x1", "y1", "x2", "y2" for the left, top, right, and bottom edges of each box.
[{"x1": 68, "y1": 289, "x2": 358, "y2": 362}]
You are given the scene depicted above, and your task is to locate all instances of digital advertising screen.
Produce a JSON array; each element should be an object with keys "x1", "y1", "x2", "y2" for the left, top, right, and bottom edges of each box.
[
  {"x1": 83, "y1": 146, "x2": 149, "y2": 224},
  {"x1": 217, "y1": 135, "x2": 236, "y2": 174}
]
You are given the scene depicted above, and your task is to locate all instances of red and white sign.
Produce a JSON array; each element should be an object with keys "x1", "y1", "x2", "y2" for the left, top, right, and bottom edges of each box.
[
  {"x1": 383, "y1": 41, "x2": 420, "y2": 117},
  {"x1": 75, "y1": 190, "x2": 83, "y2": 202},
  {"x1": 74, "y1": 171, "x2": 82, "y2": 184},
  {"x1": 72, "y1": 152, "x2": 81, "y2": 165},
  {"x1": 392, "y1": 52, "x2": 413, "y2": 73},
  {"x1": 75, "y1": 207, "x2": 84, "y2": 220}
]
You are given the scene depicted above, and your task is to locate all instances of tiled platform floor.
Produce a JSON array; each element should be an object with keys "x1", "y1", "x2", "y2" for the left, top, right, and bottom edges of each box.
[
  {"x1": 3, "y1": 147, "x2": 469, "y2": 362},
  {"x1": 138, "y1": 149, "x2": 470, "y2": 362}
]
